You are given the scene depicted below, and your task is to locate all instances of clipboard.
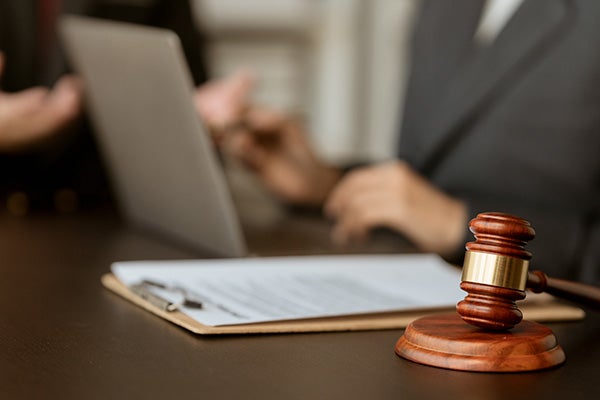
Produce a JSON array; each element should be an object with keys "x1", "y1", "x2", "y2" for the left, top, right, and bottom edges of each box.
[{"x1": 102, "y1": 273, "x2": 586, "y2": 335}]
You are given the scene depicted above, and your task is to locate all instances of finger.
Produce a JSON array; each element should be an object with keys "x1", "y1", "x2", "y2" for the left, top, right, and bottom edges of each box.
[
  {"x1": 15, "y1": 78, "x2": 82, "y2": 138},
  {"x1": 1, "y1": 87, "x2": 49, "y2": 115},
  {"x1": 331, "y1": 208, "x2": 373, "y2": 245},
  {"x1": 217, "y1": 105, "x2": 294, "y2": 159},
  {"x1": 325, "y1": 169, "x2": 375, "y2": 217},
  {"x1": 195, "y1": 70, "x2": 255, "y2": 127},
  {"x1": 331, "y1": 188, "x2": 404, "y2": 245},
  {"x1": 222, "y1": 129, "x2": 269, "y2": 171},
  {"x1": 46, "y1": 75, "x2": 84, "y2": 117},
  {"x1": 225, "y1": 69, "x2": 255, "y2": 106},
  {"x1": 335, "y1": 191, "x2": 380, "y2": 222},
  {"x1": 328, "y1": 190, "x2": 375, "y2": 244},
  {"x1": 244, "y1": 106, "x2": 288, "y2": 133},
  {"x1": 53, "y1": 74, "x2": 84, "y2": 93},
  {"x1": 325, "y1": 161, "x2": 409, "y2": 217}
]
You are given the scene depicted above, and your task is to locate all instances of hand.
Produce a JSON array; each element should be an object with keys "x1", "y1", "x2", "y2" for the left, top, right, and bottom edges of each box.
[
  {"x1": 194, "y1": 69, "x2": 254, "y2": 129},
  {"x1": 324, "y1": 160, "x2": 467, "y2": 256},
  {"x1": 195, "y1": 72, "x2": 341, "y2": 205},
  {"x1": 0, "y1": 52, "x2": 83, "y2": 152}
]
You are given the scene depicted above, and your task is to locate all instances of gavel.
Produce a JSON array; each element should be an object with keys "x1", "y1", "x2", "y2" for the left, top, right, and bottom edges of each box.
[
  {"x1": 457, "y1": 212, "x2": 600, "y2": 330},
  {"x1": 396, "y1": 211, "x2": 600, "y2": 372}
]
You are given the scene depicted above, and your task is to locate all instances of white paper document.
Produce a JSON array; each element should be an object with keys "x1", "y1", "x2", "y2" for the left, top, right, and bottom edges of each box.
[{"x1": 112, "y1": 254, "x2": 463, "y2": 326}]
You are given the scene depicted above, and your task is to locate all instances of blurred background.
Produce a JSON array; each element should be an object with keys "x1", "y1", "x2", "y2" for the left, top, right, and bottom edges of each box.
[{"x1": 194, "y1": 0, "x2": 419, "y2": 165}]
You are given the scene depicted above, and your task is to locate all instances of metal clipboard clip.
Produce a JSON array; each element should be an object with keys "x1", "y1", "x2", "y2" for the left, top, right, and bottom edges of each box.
[{"x1": 129, "y1": 279, "x2": 204, "y2": 312}]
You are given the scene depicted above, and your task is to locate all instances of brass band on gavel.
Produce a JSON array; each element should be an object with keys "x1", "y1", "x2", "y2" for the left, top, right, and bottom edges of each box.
[{"x1": 461, "y1": 251, "x2": 529, "y2": 291}]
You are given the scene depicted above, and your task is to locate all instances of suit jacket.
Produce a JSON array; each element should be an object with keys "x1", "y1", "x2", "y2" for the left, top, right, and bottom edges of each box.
[
  {"x1": 399, "y1": 0, "x2": 599, "y2": 283},
  {"x1": 0, "y1": 0, "x2": 206, "y2": 209}
]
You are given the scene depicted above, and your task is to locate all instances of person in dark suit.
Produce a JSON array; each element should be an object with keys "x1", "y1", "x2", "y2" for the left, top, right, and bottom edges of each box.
[
  {"x1": 196, "y1": 0, "x2": 599, "y2": 284},
  {"x1": 0, "y1": 0, "x2": 206, "y2": 212}
]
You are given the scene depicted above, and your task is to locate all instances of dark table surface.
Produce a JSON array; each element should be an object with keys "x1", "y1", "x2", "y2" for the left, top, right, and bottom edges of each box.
[{"x1": 1, "y1": 209, "x2": 599, "y2": 400}]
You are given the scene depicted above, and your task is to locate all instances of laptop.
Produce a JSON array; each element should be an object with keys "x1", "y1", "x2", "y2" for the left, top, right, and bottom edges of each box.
[{"x1": 59, "y1": 15, "x2": 247, "y2": 257}]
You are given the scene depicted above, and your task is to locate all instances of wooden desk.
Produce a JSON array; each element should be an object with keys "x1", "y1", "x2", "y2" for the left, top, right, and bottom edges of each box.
[{"x1": 1, "y1": 211, "x2": 599, "y2": 399}]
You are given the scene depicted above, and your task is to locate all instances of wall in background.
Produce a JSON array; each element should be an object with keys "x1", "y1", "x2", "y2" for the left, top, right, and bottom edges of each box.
[{"x1": 194, "y1": 0, "x2": 418, "y2": 164}]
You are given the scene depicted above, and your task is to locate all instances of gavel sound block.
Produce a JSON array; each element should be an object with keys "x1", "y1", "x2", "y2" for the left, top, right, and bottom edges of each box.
[{"x1": 395, "y1": 212, "x2": 570, "y2": 372}]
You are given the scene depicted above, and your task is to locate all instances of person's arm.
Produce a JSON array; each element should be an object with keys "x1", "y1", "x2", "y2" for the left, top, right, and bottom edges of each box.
[
  {"x1": 196, "y1": 73, "x2": 467, "y2": 256},
  {"x1": 324, "y1": 160, "x2": 467, "y2": 257}
]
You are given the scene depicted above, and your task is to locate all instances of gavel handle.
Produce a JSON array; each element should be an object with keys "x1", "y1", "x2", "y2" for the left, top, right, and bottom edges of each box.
[{"x1": 527, "y1": 270, "x2": 600, "y2": 310}]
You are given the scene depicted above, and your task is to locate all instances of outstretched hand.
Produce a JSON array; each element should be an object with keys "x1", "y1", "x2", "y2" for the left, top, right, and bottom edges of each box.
[
  {"x1": 0, "y1": 52, "x2": 83, "y2": 152},
  {"x1": 325, "y1": 160, "x2": 467, "y2": 256}
]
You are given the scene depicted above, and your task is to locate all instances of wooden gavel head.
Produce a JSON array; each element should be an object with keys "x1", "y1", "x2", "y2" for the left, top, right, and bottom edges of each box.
[{"x1": 456, "y1": 212, "x2": 536, "y2": 330}]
